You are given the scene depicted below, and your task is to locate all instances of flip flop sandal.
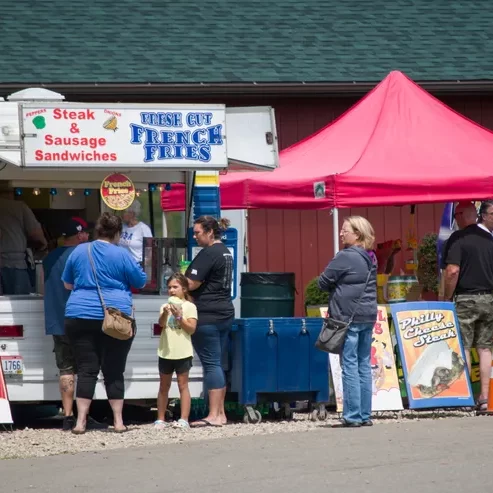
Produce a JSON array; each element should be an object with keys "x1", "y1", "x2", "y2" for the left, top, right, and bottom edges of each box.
[
  {"x1": 114, "y1": 426, "x2": 129, "y2": 433},
  {"x1": 71, "y1": 428, "x2": 86, "y2": 435},
  {"x1": 190, "y1": 419, "x2": 222, "y2": 428}
]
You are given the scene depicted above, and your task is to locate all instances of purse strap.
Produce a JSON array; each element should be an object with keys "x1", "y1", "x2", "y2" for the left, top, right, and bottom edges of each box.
[
  {"x1": 347, "y1": 260, "x2": 373, "y2": 324},
  {"x1": 87, "y1": 243, "x2": 107, "y2": 311}
]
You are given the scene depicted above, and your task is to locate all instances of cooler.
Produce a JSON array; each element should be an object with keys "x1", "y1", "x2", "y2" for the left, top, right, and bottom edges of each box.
[{"x1": 230, "y1": 317, "x2": 330, "y2": 423}]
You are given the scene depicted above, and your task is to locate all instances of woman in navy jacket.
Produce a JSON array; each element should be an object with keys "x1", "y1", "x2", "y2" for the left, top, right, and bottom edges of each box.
[{"x1": 319, "y1": 215, "x2": 377, "y2": 428}]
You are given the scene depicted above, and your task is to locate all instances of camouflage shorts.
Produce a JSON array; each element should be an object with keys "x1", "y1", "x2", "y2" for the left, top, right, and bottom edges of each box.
[
  {"x1": 53, "y1": 335, "x2": 77, "y2": 376},
  {"x1": 455, "y1": 293, "x2": 493, "y2": 349}
]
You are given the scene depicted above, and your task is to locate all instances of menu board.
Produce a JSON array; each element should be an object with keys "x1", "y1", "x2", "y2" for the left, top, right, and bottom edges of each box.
[{"x1": 390, "y1": 301, "x2": 474, "y2": 409}]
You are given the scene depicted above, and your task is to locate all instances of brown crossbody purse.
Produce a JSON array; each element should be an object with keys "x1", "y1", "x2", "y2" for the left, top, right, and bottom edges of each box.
[{"x1": 88, "y1": 243, "x2": 135, "y2": 340}]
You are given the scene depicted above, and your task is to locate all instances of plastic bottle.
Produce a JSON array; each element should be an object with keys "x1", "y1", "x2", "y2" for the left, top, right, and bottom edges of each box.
[{"x1": 160, "y1": 259, "x2": 174, "y2": 295}]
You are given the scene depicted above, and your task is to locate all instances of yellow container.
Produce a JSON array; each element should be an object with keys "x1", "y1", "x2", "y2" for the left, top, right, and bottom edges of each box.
[
  {"x1": 306, "y1": 305, "x2": 327, "y2": 318},
  {"x1": 377, "y1": 274, "x2": 389, "y2": 304},
  {"x1": 386, "y1": 275, "x2": 419, "y2": 303},
  {"x1": 386, "y1": 276, "x2": 408, "y2": 303}
]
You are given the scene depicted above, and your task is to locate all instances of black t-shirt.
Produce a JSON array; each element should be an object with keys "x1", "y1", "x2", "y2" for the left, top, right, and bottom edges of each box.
[
  {"x1": 440, "y1": 230, "x2": 460, "y2": 270},
  {"x1": 445, "y1": 224, "x2": 493, "y2": 294},
  {"x1": 186, "y1": 242, "x2": 234, "y2": 325}
]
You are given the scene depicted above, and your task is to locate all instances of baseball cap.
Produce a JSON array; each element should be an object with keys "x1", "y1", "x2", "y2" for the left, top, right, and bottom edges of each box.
[{"x1": 61, "y1": 217, "x2": 93, "y2": 237}]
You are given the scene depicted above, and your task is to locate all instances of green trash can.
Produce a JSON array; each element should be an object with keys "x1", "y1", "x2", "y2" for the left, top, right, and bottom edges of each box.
[{"x1": 240, "y1": 272, "x2": 296, "y2": 318}]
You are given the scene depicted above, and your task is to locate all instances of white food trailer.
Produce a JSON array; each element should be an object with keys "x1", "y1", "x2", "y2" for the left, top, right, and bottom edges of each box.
[{"x1": 0, "y1": 88, "x2": 278, "y2": 403}]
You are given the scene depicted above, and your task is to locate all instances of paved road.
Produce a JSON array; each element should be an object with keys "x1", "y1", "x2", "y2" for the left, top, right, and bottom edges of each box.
[{"x1": 1, "y1": 417, "x2": 490, "y2": 493}]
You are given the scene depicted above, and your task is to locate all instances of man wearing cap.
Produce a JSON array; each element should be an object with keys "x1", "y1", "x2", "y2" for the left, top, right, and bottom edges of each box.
[{"x1": 42, "y1": 217, "x2": 91, "y2": 430}]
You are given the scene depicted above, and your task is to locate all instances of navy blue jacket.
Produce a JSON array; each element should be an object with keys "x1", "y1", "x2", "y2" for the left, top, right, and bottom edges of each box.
[{"x1": 318, "y1": 246, "x2": 377, "y2": 324}]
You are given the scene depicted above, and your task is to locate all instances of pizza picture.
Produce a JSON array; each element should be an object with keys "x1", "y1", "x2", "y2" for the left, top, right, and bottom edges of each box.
[{"x1": 100, "y1": 173, "x2": 136, "y2": 211}]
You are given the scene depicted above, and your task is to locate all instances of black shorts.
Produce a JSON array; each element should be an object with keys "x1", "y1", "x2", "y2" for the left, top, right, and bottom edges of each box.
[
  {"x1": 53, "y1": 335, "x2": 77, "y2": 376},
  {"x1": 158, "y1": 356, "x2": 193, "y2": 375}
]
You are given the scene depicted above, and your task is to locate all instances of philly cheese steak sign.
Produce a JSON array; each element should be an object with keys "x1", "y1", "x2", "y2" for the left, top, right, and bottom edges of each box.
[{"x1": 390, "y1": 301, "x2": 474, "y2": 409}]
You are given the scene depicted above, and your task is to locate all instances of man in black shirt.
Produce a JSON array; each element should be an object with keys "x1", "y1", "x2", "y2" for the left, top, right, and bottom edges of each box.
[
  {"x1": 440, "y1": 202, "x2": 478, "y2": 270},
  {"x1": 444, "y1": 200, "x2": 493, "y2": 412}
]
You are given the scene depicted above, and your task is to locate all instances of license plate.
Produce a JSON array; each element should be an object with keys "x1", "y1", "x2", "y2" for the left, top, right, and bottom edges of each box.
[{"x1": 1, "y1": 356, "x2": 23, "y2": 375}]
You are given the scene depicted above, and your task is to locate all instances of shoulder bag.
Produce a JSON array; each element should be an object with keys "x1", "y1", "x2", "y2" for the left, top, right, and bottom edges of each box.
[
  {"x1": 315, "y1": 263, "x2": 372, "y2": 354},
  {"x1": 88, "y1": 243, "x2": 135, "y2": 340}
]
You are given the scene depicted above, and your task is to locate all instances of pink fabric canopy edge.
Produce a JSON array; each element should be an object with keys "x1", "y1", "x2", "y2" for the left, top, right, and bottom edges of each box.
[{"x1": 162, "y1": 71, "x2": 493, "y2": 211}]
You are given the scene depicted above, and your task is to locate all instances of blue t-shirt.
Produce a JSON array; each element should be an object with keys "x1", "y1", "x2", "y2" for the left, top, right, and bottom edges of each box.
[
  {"x1": 62, "y1": 240, "x2": 147, "y2": 320},
  {"x1": 43, "y1": 246, "x2": 76, "y2": 335}
]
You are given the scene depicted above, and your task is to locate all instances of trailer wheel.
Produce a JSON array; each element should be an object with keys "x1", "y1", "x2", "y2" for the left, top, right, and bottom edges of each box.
[
  {"x1": 281, "y1": 403, "x2": 293, "y2": 420},
  {"x1": 310, "y1": 408, "x2": 327, "y2": 421}
]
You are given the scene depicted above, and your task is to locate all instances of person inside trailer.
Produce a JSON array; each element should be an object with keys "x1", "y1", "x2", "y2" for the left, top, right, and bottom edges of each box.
[
  {"x1": 0, "y1": 184, "x2": 48, "y2": 295},
  {"x1": 119, "y1": 200, "x2": 153, "y2": 264}
]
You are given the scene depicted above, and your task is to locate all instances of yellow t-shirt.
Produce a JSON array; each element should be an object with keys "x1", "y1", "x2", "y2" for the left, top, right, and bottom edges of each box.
[{"x1": 158, "y1": 300, "x2": 197, "y2": 360}]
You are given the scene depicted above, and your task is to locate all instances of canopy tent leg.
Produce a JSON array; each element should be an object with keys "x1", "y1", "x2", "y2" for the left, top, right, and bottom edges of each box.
[
  {"x1": 185, "y1": 171, "x2": 195, "y2": 230},
  {"x1": 332, "y1": 207, "x2": 339, "y2": 255}
]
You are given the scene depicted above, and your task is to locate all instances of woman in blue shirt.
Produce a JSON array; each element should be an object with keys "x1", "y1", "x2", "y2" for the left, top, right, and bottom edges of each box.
[{"x1": 62, "y1": 212, "x2": 147, "y2": 434}]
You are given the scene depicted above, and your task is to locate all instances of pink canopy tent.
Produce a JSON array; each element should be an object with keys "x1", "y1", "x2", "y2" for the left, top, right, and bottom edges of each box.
[{"x1": 162, "y1": 70, "x2": 493, "y2": 213}]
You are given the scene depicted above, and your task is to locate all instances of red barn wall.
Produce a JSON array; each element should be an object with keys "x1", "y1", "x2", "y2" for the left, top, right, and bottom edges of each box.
[{"x1": 247, "y1": 94, "x2": 493, "y2": 315}]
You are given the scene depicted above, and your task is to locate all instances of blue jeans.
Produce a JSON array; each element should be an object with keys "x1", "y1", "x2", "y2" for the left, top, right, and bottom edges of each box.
[
  {"x1": 192, "y1": 319, "x2": 233, "y2": 390},
  {"x1": 341, "y1": 322, "x2": 373, "y2": 424}
]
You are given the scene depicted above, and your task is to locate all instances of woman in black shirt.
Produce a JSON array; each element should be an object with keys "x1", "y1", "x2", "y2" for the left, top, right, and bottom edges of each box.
[{"x1": 186, "y1": 216, "x2": 234, "y2": 427}]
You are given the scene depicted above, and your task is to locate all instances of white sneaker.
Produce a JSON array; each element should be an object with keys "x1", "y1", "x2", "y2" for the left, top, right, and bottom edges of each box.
[
  {"x1": 154, "y1": 420, "x2": 169, "y2": 430},
  {"x1": 174, "y1": 419, "x2": 190, "y2": 429}
]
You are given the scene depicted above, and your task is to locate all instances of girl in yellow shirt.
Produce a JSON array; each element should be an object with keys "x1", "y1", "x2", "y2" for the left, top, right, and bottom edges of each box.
[{"x1": 155, "y1": 273, "x2": 197, "y2": 429}]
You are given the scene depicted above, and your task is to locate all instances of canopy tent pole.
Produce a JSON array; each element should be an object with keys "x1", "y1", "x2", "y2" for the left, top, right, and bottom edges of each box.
[{"x1": 332, "y1": 207, "x2": 339, "y2": 255}]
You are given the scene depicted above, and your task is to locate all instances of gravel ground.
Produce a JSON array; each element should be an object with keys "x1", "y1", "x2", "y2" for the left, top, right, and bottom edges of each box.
[{"x1": 0, "y1": 409, "x2": 478, "y2": 460}]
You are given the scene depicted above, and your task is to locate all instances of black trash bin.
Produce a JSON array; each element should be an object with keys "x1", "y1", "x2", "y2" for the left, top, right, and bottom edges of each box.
[{"x1": 240, "y1": 272, "x2": 296, "y2": 318}]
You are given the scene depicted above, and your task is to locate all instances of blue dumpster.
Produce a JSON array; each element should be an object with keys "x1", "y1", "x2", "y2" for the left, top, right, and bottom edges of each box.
[{"x1": 230, "y1": 318, "x2": 330, "y2": 423}]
